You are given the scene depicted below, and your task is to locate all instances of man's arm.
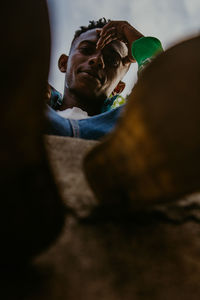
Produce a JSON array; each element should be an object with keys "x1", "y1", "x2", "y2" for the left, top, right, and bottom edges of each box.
[
  {"x1": 96, "y1": 20, "x2": 163, "y2": 69},
  {"x1": 46, "y1": 84, "x2": 63, "y2": 110}
]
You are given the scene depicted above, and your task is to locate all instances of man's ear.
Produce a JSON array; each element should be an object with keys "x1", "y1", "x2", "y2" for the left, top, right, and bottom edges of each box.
[
  {"x1": 112, "y1": 81, "x2": 126, "y2": 96},
  {"x1": 58, "y1": 54, "x2": 68, "y2": 73}
]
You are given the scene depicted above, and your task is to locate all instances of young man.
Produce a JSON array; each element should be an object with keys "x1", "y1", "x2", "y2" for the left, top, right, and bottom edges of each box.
[{"x1": 46, "y1": 19, "x2": 163, "y2": 140}]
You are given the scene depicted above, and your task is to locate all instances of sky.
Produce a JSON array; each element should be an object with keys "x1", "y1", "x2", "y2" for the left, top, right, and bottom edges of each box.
[{"x1": 47, "y1": 0, "x2": 200, "y2": 96}]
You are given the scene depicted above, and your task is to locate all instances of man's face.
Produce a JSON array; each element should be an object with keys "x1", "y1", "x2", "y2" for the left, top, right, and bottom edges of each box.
[{"x1": 65, "y1": 28, "x2": 130, "y2": 101}]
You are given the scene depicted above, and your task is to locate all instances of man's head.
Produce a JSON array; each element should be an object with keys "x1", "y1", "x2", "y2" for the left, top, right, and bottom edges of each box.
[{"x1": 58, "y1": 18, "x2": 131, "y2": 112}]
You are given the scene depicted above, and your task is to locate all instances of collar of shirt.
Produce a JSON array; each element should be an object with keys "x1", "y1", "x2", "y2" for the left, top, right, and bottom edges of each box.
[{"x1": 48, "y1": 85, "x2": 123, "y2": 113}]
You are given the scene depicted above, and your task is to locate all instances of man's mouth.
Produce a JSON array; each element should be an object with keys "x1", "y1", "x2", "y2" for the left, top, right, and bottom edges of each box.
[{"x1": 77, "y1": 69, "x2": 103, "y2": 83}]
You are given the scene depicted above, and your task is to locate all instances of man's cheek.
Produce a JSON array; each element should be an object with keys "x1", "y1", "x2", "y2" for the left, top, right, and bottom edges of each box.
[{"x1": 65, "y1": 70, "x2": 75, "y2": 88}]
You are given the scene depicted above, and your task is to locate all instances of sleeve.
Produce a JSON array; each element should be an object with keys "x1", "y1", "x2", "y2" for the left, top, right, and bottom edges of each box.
[
  {"x1": 48, "y1": 85, "x2": 63, "y2": 110},
  {"x1": 131, "y1": 37, "x2": 163, "y2": 73}
]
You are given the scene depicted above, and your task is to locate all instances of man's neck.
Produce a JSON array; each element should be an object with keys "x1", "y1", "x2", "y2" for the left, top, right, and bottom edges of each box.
[{"x1": 60, "y1": 87, "x2": 105, "y2": 116}]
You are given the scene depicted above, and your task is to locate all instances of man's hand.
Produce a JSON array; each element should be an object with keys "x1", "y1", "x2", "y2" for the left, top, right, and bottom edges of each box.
[{"x1": 96, "y1": 21, "x2": 144, "y2": 63}]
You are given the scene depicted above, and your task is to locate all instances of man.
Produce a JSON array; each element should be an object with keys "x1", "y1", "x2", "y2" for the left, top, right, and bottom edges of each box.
[{"x1": 46, "y1": 19, "x2": 163, "y2": 140}]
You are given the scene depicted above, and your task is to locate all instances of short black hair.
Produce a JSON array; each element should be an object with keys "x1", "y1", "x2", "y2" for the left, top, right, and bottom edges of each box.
[{"x1": 72, "y1": 18, "x2": 111, "y2": 43}]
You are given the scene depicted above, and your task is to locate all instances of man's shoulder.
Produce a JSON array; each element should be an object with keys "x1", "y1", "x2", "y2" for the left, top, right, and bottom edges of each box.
[
  {"x1": 48, "y1": 85, "x2": 63, "y2": 110},
  {"x1": 101, "y1": 95, "x2": 126, "y2": 113}
]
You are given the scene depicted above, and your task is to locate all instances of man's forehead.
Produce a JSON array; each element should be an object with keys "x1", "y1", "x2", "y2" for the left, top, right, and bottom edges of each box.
[{"x1": 73, "y1": 28, "x2": 128, "y2": 57}]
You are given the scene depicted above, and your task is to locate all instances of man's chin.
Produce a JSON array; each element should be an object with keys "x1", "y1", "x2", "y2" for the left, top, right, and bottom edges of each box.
[
  {"x1": 70, "y1": 86, "x2": 106, "y2": 102},
  {"x1": 78, "y1": 72, "x2": 101, "y2": 84}
]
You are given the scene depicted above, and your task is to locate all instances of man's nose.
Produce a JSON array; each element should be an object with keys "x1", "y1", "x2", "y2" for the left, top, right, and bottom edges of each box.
[{"x1": 88, "y1": 52, "x2": 105, "y2": 69}]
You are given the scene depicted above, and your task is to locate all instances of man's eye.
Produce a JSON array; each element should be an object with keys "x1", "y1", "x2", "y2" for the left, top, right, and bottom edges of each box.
[
  {"x1": 104, "y1": 55, "x2": 120, "y2": 68},
  {"x1": 79, "y1": 47, "x2": 94, "y2": 55}
]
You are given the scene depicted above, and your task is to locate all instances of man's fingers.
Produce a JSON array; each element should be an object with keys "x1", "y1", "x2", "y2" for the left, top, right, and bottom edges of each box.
[
  {"x1": 97, "y1": 33, "x2": 117, "y2": 49},
  {"x1": 100, "y1": 36, "x2": 118, "y2": 49},
  {"x1": 100, "y1": 26, "x2": 116, "y2": 38},
  {"x1": 97, "y1": 27, "x2": 116, "y2": 49},
  {"x1": 99, "y1": 22, "x2": 114, "y2": 37}
]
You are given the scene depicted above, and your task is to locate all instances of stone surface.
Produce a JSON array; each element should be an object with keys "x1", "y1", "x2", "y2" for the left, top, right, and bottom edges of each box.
[
  {"x1": 1, "y1": 135, "x2": 200, "y2": 300},
  {"x1": 46, "y1": 135, "x2": 98, "y2": 217}
]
